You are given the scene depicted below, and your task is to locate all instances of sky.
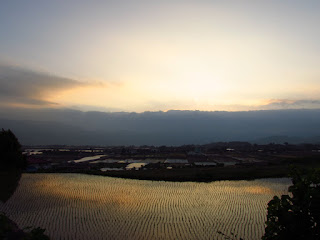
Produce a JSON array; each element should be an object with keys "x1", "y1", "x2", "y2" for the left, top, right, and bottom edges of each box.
[{"x1": 1, "y1": 0, "x2": 320, "y2": 112}]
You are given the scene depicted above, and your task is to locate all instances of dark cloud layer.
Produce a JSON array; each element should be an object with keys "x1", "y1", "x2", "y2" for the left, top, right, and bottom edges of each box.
[
  {"x1": 1, "y1": 108, "x2": 320, "y2": 145},
  {"x1": 0, "y1": 64, "x2": 84, "y2": 106}
]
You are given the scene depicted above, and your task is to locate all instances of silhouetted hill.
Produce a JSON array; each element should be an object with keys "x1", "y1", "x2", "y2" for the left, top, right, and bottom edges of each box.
[
  {"x1": 1, "y1": 108, "x2": 320, "y2": 145},
  {"x1": 253, "y1": 135, "x2": 320, "y2": 144}
]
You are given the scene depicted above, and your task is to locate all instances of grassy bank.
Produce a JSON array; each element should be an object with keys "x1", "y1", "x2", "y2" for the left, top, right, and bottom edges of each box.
[
  {"x1": 38, "y1": 165, "x2": 293, "y2": 182},
  {"x1": 34, "y1": 155, "x2": 320, "y2": 182},
  {"x1": 89, "y1": 165, "x2": 291, "y2": 182}
]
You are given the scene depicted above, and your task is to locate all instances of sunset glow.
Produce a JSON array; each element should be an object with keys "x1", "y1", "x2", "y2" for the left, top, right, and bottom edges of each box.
[{"x1": 1, "y1": 1, "x2": 320, "y2": 112}]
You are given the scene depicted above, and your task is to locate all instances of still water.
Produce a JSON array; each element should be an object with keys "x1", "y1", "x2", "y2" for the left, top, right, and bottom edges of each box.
[
  {"x1": 0, "y1": 174, "x2": 290, "y2": 240},
  {"x1": 70, "y1": 155, "x2": 106, "y2": 163}
]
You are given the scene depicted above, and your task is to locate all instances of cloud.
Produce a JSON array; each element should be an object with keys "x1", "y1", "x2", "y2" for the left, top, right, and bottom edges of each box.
[
  {"x1": 69, "y1": 104, "x2": 123, "y2": 112},
  {"x1": 260, "y1": 99, "x2": 320, "y2": 110},
  {"x1": 0, "y1": 64, "x2": 87, "y2": 107}
]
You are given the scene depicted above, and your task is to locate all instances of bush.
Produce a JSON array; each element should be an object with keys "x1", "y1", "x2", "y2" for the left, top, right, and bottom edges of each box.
[{"x1": 262, "y1": 167, "x2": 320, "y2": 240}]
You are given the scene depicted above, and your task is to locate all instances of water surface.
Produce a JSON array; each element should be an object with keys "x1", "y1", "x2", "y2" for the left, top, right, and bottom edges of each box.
[{"x1": 0, "y1": 174, "x2": 290, "y2": 240}]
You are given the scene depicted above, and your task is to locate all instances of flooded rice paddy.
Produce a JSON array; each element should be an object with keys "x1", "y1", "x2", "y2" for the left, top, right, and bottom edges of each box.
[{"x1": 0, "y1": 174, "x2": 290, "y2": 240}]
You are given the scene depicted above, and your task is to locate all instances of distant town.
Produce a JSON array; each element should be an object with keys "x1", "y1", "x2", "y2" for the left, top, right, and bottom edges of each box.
[{"x1": 24, "y1": 142, "x2": 320, "y2": 181}]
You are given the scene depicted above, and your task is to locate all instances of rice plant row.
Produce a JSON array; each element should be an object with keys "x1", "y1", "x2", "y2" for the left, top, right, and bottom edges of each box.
[{"x1": 0, "y1": 174, "x2": 290, "y2": 240}]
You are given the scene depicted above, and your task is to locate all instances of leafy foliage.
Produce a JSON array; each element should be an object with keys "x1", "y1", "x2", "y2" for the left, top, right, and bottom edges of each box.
[
  {"x1": 262, "y1": 167, "x2": 320, "y2": 240},
  {"x1": 24, "y1": 227, "x2": 50, "y2": 240}
]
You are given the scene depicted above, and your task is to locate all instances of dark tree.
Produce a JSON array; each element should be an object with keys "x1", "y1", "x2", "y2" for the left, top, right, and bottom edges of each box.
[
  {"x1": 262, "y1": 167, "x2": 320, "y2": 240},
  {"x1": 0, "y1": 129, "x2": 27, "y2": 170},
  {"x1": 0, "y1": 130, "x2": 50, "y2": 239},
  {"x1": 0, "y1": 129, "x2": 27, "y2": 202}
]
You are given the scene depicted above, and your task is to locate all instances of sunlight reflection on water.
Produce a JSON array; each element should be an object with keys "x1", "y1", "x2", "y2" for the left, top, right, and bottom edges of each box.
[{"x1": 0, "y1": 174, "x2": 290, "y2": 240}]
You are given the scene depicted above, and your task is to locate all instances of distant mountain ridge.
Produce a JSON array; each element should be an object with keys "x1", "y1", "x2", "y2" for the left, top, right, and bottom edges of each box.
[
  {"x1": 1, "y1": 108, "x2": 320, "y2": 145},
  {"x1": 253, "y1": 135, "x2": 320, "y2": 144}
]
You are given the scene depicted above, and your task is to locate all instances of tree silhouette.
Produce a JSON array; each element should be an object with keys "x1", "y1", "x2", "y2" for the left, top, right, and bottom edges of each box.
[
  {"x1": 262, "y1": 167, "x2": 320, "y2": 240},
  {"x1": 0, "y1": 129, "x2": 50, "y2": 239},
  {"x1": 0, "y1": 129, "x2": 27, "y2": 170},
  {"x1": 0, "y1": 129, "x2": 26, "y2": 202}
]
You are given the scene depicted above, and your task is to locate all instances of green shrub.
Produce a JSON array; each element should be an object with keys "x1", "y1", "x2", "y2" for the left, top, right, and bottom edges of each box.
[{"x1": 262, "y1": 167, "x2": 320, "y2": 240}]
